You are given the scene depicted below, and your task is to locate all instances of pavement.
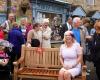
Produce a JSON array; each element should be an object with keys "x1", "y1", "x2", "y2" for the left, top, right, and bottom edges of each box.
[{"x1": 86, "y1": 61, "x2": 98, "y2": 80}]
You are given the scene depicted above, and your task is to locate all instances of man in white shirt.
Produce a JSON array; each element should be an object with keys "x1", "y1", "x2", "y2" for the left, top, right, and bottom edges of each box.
[
  {"x1": 1, "y1": 13, "x2": 15, "y2": 40},
  {"x1": 1, "y1": 13, "x2": 15, "y2": 33}
]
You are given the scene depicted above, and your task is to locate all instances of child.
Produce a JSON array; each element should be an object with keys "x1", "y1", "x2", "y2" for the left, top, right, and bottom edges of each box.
[
  {"x1": 0, "y1": 40, "x2": 13, "y2": 80},
  {"x1": 0, "y1": 46, "x2": 9, "y2": 66}
]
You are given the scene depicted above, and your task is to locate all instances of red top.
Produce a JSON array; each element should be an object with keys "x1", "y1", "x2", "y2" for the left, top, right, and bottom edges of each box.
[{"x1": 0, "y1": 30, "x2": 4, "y2": 39}]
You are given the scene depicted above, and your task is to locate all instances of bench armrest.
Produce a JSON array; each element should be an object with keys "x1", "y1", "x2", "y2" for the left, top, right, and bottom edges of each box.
[
  {"x1": 13, "y1": 57, "x2": 24, "y2": 75},
  {"x1": 13, "y1": 57, "x2": 24, "y2": 66}
]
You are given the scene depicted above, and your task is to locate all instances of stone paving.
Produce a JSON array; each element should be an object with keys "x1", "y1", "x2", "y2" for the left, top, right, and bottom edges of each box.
[{"x1": 86, "y1": 61, "x2": 98, "y2": 80}]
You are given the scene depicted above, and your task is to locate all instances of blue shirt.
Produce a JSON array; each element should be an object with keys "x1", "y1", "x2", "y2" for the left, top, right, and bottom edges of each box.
[{"x1": 72, "y1": 28, "x2": 81, "y2": 44}]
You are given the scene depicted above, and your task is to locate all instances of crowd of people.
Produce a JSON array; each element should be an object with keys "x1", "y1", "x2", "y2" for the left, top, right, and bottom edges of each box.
[
  {"x1": 0, "y1": 13, "x2": 52, "y2": 80},
  {"x1": 59, "y1": 17, "x2": 100, "y2": 80},
  {"x1": 0, "y1": 12, "x2": 100, "y2": 80}
]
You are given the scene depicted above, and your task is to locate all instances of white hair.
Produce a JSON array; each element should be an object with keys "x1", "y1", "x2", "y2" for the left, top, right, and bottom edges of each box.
[
  {"x1": 73, "y1": 17, "x2": 81, "y2": 23},
  {"x1": 20, "y1": 17, "x2": 28, "y2": 22},
  {"x1": 42, "y1": 18, "x2": 49, "y2": 23}
]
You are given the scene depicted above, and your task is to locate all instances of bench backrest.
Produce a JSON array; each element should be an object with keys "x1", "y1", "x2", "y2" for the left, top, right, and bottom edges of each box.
[{"x1": 21, "y1": 45, "x2": 61, "y2": 69}]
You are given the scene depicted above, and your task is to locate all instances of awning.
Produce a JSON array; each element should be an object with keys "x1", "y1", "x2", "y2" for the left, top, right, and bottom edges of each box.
[
  {"x1": 72, "y1": 7, "x2": 86, "y2": 17},
  {"x1": 92, "y1": 11, "x2": 100, "y2": 19}
]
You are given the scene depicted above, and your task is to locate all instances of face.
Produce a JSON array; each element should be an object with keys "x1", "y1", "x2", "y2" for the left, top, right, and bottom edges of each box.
[
  {"x1": 21, "y1": 19, "x2": 27, "y2": 26},
  {"x1": 68, "y1": 18, "x2": 72, "y2": 25},
  {"x1": 42, "y1": 22, "x2": 48, "y2": 28},
  {"x1": 64, "y1": 32, "x2": 73, "y2": 43},
  {"x1": 35, "y1": 24, "x2": 40, "y2": 31},
  {"x1": 9, "y1": 15, "x2": 15, "y2": 21},
  {"x1": 75, "y1": 20, "x2": 81, "y2": 28},
  {"x1": 94, "y1": 21, "x2": 100, "y2": 33}
]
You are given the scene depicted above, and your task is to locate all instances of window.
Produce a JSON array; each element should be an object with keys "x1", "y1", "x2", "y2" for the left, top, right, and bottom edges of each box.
[
  {"x1": 55, "y1": 0, "x2": 67, "y2": 3},
  {"x1": 86, "y1": 0, "x2": 95, "y2": 6}
]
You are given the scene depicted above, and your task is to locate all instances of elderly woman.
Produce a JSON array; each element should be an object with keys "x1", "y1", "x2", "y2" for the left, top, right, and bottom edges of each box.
[
  {"x1": 90, "y1": 20, "x2": 100, "y2": 80},
  {"x1": 42, "y1": 18, "x2": 52, "y2": 48},
  {"x1": 58, "y1": 31, "x2": 82, "y2": 80}
]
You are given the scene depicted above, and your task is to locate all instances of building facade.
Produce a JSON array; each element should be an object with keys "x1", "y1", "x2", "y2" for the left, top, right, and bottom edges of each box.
[
  {"x1": 65, "y1": 0, "x2": 100, "y2": 12},
  {"x1": 30, "y1": 0, "x2": 68, "y2": 25},
  {"x1": 0, "y1": 0, "x2": 6, "y2": 24},
  {"x1": 1, "y1": 0, "x2": 100, "y2": 24}
]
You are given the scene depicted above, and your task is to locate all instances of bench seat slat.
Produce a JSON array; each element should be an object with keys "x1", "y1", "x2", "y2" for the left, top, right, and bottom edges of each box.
[
  {"x1": 17, "y1": 67, "x2": 82, "y2": 79},
  {"x1": 18, "y1": 68, "x2": 59, "y2": 77}
]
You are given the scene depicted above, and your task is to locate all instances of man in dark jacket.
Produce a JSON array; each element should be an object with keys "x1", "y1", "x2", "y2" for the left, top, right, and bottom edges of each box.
[
  {"x1": 8, "y1": 22, "x2": 25, "y2": 60},
  {"x1": 59, "y1": 17, "x2": 72, "y2": 39},
  {"x1": 90, "y1": 21, "x2": 100, "y2": 80}
]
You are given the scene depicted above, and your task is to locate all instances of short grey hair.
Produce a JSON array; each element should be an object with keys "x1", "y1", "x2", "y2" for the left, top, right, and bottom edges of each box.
[{"x1": 73, "y1": 17, "x2": 81, "y2": 23}]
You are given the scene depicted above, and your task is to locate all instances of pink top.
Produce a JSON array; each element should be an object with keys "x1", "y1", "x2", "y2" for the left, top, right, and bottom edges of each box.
[{"x1": 0, "y1": 51, "x2": 9, "y2": 59}]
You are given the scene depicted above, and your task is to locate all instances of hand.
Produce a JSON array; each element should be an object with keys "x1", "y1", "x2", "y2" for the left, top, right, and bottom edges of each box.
[
  {"x1": 63, "y1": 64, "x2": 71, "y2": 70},
  {"x1": 43, "y1": 36, "x2": 48, "y2": 40},
  {"x1": 72, "y1": 64, "x2": 77, "y2": 68},
  {"x1": 26, "y1": 43, "x2": 31, "y2": 47}
]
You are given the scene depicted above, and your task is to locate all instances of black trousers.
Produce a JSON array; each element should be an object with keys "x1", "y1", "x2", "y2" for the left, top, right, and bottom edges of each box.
[
  {"x1": 94, "y1": 59, "x2": 100, "y2": 80},
  {"x1": 0, "y1": 71, "x2": 11, "y2": 80},
  {"x1": 10, "y1": 47, "x2": 21, "y2": 73},
  {"x1": 0, "y1": 65, "x2": 11, "y2": 80}
]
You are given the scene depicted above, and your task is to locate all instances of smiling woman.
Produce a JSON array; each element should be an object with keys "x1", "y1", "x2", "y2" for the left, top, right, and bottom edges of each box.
[
  {"x1": 58, "y1": 30, "x2": 82, "y2": 80},
  {"x1": 63, "y1": 31, "x2": 75, "y2": 44}
]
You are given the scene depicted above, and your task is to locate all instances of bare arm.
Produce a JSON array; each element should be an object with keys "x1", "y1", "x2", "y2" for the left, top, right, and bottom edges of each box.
[
  {"x1": 73, "y1": 46, "x2": 83, "y2": 68},
  {"x1": 59, "y1": 55, "x2": 64, "y2": 66},
  {"x1": 27, "y1": 30, "x2": 34, "y2": 43}
]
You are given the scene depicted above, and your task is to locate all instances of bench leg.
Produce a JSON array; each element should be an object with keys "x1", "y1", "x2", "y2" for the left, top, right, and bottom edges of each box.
[
  {"x1": 19, "y1": 78, "x2": 22, "y2": 80},
  {"x1": 13, "y1": 74, "x2": 17, "y2": 80}
]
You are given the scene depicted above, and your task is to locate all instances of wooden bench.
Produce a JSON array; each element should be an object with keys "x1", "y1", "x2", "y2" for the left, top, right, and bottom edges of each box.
[{"x1": 13, "y1": 45, "x2": 86, "y2": 80}]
